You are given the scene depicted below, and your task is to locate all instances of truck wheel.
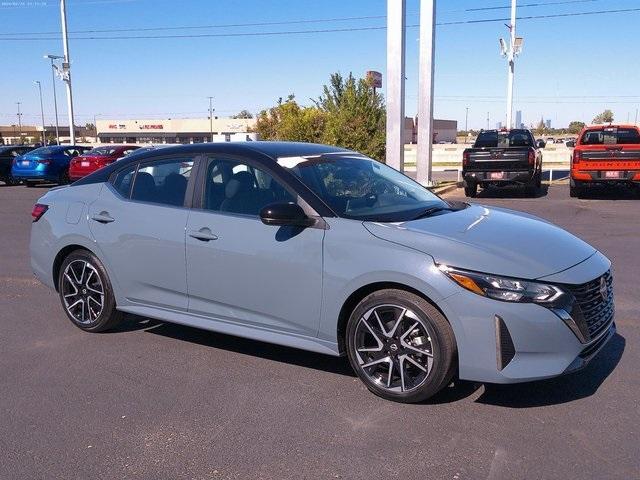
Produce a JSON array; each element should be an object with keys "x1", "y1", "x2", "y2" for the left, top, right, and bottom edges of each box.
[
  {"x1": 464, "y1": 182, "x2": 477, "y2": 198},
  {"x1": 536, "y1": 170, "x2": 542, "y2": 189},
  {"x1": 569, "y1": 179, "x2": 582, "y2": 198}
]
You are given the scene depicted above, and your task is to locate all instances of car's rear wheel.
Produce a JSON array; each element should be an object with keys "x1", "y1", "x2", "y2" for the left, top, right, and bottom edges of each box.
[
  {"x1": 464, "y1": 181, "x2": 477, "y2": 198},
  {"x1": 57, "y1": 250, "x2": 123, "y2": 332},
  {"x1": 25, "y1": 181, "x2": 36, "y2": 188},
  {"x1": 2, "y1": 175, "x2": 20, "y2": 186},
  {"x1": 569, "y1": 179, "x2": 583, "y2": 198},
  {"x1": 58, "y1": 168, "x2": 70, "y2": 185},
  {"x1": 346, "y1": 289, "x2": 457, "y2": 403}
]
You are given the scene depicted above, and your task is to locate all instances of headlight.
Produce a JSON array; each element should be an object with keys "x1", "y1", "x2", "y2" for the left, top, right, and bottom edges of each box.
[{"x1": 439, "y1": 265, "x2": 566, "y2": 305}]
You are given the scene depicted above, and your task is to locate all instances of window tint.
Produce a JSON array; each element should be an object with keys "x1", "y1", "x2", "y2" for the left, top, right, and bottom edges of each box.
[
  {"x1": 203, "y1": 158, "x2": 295, "y2": 216},
  {"x1": 111, "y1": 163, "x2": 137, "y2": 198},
  {"x1": 130, "y1": 157, "x2": 194, "y2": 206},
  {"x1": 580, "y1": 127, "x2": 640, "y2": 145},
  {"x1": 474, "y1": 130, "x2": 533, "y2": 148}
]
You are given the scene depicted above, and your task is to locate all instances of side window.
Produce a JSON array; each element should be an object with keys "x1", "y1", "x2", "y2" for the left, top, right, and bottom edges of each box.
[
  {"x1": 203, "y1": 158, "x2": 296, "y2": 216},
  {"x1": 112, "y1": 163, "x2": 138, "y2": 198},
  {"x1": 130, "y1": 157, "x2": 194, "y2": 207}
]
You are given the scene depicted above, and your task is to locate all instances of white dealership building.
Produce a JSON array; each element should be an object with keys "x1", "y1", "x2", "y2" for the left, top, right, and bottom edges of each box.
[{"x1": 96, "y1": 117, "x2": 257, "y2": 144}]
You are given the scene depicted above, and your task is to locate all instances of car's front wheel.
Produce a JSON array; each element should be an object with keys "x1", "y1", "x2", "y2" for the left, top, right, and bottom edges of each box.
[
  {"x1": 346, "y1": 289, "x2": 457, "y2": 403},
  {"x1": 57, "y1": 250, "x2": 123, "y2": 332}
]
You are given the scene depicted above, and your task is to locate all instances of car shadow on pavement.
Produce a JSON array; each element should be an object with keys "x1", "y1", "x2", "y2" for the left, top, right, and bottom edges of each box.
[
  {"x1": 118, "y1": 314, "x2": 357, "y2": 377},
  {"x1": 476, "y1": 184, "x2": 549, "y2": 199},
  {"x1": 475, "y1": 332, "x2": 625, "y2": 408}
]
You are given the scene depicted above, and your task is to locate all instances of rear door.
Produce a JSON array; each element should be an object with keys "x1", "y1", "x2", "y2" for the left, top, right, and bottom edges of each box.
[
  {"x1": 88, "y1": 154, "x2": 198, "y2": 311},
  {"x1": 184, "y1": 154, "x2": 324, "y2": 337}
]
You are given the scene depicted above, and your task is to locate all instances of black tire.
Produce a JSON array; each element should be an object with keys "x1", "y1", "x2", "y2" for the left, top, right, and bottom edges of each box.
[
  {"x1": 25, "y1": 181, "x2": 36, "y2": 188},
  {"x1": 57, "y1": 249, "x2": 123, "y2": 332},
  {"x1": 345, "y1": 289, "x2": 457, "y2": 403},
  {"x1": 569, "y1": 179, "x2": 582, "y2": 198},
  {"x1": 58, "y1": 168, "x2": 70, "y2": 185},
  {"x1": 1, "y1": 175, "x2": 20, "y2": 186},
  {"x1": 535, "y1": 170, "x2": 542, "y2": 189},
  {"x1": 464, "y1": 181, "x2": 477, "y2": 198}
]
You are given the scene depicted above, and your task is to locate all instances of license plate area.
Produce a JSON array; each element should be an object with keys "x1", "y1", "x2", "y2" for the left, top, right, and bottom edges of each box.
[
  {"x1": 604, "y1": 171, "x2": 622, "y2": 179},
  {"x1": 490, "y1": 172, "x2": 505, "y2": 180},
  {"x1": 21, "y1": 161, "x2": 30, "y2": 166},
  {"x1": 81, "y1": 161, "x2": 90, "y2": 167}
]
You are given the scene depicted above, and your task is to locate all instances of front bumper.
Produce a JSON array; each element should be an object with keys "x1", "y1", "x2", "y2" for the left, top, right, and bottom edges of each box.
[
  {"x1": 464, "y1": 170, "x2": 534, "y2": 185},
  {"x1": 437, "y1": 252, "x2": 614, "y2": 384}
]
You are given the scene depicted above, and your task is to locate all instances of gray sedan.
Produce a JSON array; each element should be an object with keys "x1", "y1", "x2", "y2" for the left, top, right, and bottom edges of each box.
[{"x1": 29, "y1": 142, "x2": 615, "y2": 403}]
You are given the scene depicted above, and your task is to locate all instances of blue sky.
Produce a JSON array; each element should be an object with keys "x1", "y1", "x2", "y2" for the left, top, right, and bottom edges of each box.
[{"x1": 1, "y1": 0, "x2": 639, "y2": 130}]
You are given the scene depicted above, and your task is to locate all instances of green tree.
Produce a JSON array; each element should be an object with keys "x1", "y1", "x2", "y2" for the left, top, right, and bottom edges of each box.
[
  {"x1": 315, "y1": 73, "x2": 386, "y2": 161},
  {"x1": 254, "y1": 95, "x2": 326, "y2": 143},
  {"x1": 534, "y1": 118, "x2": 546, "y2": 136},
  {"x1": 592, "y1": 109, "x2": 614, "y2": 124},
  {"x1": 232, "y1": 110, "x2": 254, "y2": 119},
  {"x1": 567, "y1": 121, "x2": 586, "y2": 134}
]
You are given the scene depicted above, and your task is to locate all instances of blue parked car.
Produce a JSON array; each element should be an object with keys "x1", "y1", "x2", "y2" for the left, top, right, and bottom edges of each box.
[{"x1": 12, "y1": 145, "x2": 92, "y2": 186}]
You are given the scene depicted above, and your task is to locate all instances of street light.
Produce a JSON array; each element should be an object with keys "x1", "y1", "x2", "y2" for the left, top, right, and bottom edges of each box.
[
  {"x1": 44, "y1": 54, "x2": 63, "y2": 144},
  {"x1": 34, "y1": 81, "x2": 46, "y2": 144},
  {"x1": 207, "y1": 96, "x2": 214, "y2": 142},
  {"x1": 498, "y1": 0, "x2": 523, "y2": 129},
  {"x1": 59, "y1": 0, "x2": 76, "y2": 145}
]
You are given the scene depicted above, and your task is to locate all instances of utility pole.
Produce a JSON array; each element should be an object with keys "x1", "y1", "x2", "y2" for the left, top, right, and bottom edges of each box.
[
  {"x1": 16, "y1": 102, "x2": 23, "y2": 140},
  {"x1": 499, "y1": 0, "x2": 523, "y2": 129},
  {"x1": 60, "y1": 0, "x2": 76, "y2": 144},
  {"x1": 465, "y1": 107, "x2": 469, "y2": 132},
  {"x1": 34, "y1": 81, "x2": 46, "y2": 144},
  {"x1": 416, "y1": 0, "x2": 436, "y2": 186},
  {"x1": 207, "y1": 96, "x2": 214, "y2": 142},
  {"x1": 635, "y1": 108, "x2": 638, "y2": 125},
  {"x1": 386, "y1": 0, "x2": 406, "y2": 172},
  {"x1": 44, "y1": 54, "x2": 63, "y2": 145},
  {"x1": 487, "y1": 112, "x2": 490, "y2": 130}
]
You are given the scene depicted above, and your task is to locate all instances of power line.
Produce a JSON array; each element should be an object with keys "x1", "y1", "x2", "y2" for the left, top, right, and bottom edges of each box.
[{"x1": 1, "y1": 7, "x2": 638, "y2": 41}]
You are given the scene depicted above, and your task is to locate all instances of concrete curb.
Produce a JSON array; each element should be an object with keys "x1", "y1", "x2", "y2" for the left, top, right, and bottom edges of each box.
[{"x1": 428, "y1": 182, "x2": 462, "y2": 196}]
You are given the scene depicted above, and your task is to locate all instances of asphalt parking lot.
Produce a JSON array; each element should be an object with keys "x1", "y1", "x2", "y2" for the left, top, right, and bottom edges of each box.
[{"x1": 1, "y1": 182, "x2": 638, "y2": 480}]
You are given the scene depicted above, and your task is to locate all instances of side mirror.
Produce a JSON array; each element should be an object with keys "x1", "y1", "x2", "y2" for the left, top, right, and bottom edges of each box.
[
  {"x1": 536, "y1": 140, "x2": 546, "y2": 149},
  {"x1": 566, "y1": 141, "x2": 575, "y2": 148},
  {"x1": 260, "y1": 202, "x2": 315, "y2": 227}
]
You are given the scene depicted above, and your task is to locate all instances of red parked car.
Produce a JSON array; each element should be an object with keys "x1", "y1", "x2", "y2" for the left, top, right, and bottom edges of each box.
[
  {"x1": 69, "y1": 145, "x2": 140, "y2": 181},
  {"x1": 570, "y1": 125, "x2": 640, "y2": 197}
]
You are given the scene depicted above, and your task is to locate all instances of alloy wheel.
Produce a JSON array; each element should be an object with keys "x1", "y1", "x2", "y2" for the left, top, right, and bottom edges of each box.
[
  {"x1": 61, "y1": 260, "x2": 105, "y2": 324},
  {"x1": 354, "y1": 304, "x2": 434, "y2": 393}
]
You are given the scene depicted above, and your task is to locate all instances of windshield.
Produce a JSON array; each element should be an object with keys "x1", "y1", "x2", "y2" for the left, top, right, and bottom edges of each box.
[
  {"x1": 580, "y1": 127, "x2": 640, "y2": 145},
  {"x1": 278, "y1": 154, "x2": 448, "y2": 222},
  {"x1": 86, "y1": 147, "x2": 117, "y2": 156},
  {"x1": 474, "y1": 130, "x2": 533, "y2": 148}
]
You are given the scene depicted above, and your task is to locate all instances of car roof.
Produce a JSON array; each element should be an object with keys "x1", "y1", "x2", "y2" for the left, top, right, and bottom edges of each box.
[{"x1": 72, "y1": 141, "x2": 354, "y2": 187}]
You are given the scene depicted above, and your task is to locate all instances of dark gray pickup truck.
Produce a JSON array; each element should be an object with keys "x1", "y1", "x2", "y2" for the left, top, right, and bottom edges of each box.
[{"x1": 462, "y1": 129, "x2": 543, "y2": 197}]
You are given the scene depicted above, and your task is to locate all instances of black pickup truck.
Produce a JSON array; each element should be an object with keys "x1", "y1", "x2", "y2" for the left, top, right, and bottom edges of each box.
[{"x1": 462, "y1": 129, "x2": 543, "y2": 197}]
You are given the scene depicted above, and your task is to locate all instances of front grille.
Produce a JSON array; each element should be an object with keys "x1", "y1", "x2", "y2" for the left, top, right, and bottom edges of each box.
[{"x1": 565, "y1": 270, "x2": 614, "y2": 342}]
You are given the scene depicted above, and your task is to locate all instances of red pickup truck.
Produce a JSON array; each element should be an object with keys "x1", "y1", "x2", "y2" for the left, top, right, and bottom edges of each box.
[{"x1": 570, "y1": 125, "x2": 640, "y2": 197}]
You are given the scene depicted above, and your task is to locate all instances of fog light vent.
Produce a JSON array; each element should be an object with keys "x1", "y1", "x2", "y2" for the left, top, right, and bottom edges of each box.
[{"x1": 495, "y1": 315, "x2": 515, "y2": 371}]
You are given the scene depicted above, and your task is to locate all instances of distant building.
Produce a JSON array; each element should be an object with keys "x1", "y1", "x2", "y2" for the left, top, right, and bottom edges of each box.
[
  {"x1": 545, "y1": 119, "x2": 552, "y2": 129},
  {"x1": 0, "y1": 125, "x2": 88, "y2": 145},
  {"x1": 496, "y1": 122, "x2": 503, "y2": 129},
  {"x1": 409, "y1": 118, "x2": 458, "y2": 144},
  {"x1": 515, "y1": 111, "x2": 522, "y2": 129},
  {"x1": 96, "y1": 117, "x2": 256, "y2": 144}
]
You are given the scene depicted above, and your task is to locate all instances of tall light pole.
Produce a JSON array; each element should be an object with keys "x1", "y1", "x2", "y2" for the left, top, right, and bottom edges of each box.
[
  {"x1": 16, "y1": 102, "x2": 23, "y2": 143},
  {"x1": 34, "y1": 81, "x2": 46, "y2": 144},
  {"x1": 44, "y1": 54, "x2": 63, "y2": 145},
  {"x1": 465, "y1": 107, "x2": 469, "y2": 132},
  {"x1": 386, "y1": 0, "x2": 406, "y2": 172},
  {"x1": 207, "y1": 96, "x2": 214, "y2": 142},
  {"x1": 60, "y1": 0, "x2": 76, "y2": 144},
  {"x1": 416, "y1": 0, "x2": 436, "y2": 185},
  {"x1": 499, "y1": 0, "x2": 523, "y2": 129}
]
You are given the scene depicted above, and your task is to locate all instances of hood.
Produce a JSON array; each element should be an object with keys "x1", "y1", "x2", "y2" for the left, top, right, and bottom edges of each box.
[{"x1": 363, "y1": 204, "x2": 596, "y2": 280}]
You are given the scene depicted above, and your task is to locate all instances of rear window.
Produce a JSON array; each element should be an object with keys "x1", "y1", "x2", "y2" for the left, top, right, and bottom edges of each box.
[
  {"x1": 86, "y1": 147, "x2": 117, "y2": 156},
  {"x1": 580, "y1": 127, "x2": 640, "y2": 145},
  {"x1": 474, "y1": 130, "x2": 533, "y2": 148}
]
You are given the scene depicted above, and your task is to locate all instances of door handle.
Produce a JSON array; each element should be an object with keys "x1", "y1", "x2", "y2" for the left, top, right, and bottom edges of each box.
[
  {"x1": 189, "y1": 228, "x2": 218, "y2": 242},
  {"x1": 91, "y1": 211, "x2": 115, "y2": 224}
]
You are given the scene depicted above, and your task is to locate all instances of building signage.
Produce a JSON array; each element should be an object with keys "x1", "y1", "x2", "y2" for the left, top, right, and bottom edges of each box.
[
  {"x1": 108, "y1": 124, "x2": 127, "y2": 130},
  {"x1": 139, "y1": 124, "x2": 164, "y2": 130}
]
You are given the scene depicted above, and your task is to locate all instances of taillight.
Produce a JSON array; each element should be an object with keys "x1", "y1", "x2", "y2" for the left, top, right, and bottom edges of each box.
[
  {"x1": 31, "y1": 203, "x2": 48, "y2": 222},
  {"x1": 37, "y1": 159, "x2": 52, "y2": 165},
  {"x1": 573, "y1": 150, "x2": 582, "y2": 165},
  {"x1": 462, "y1": 151, "x2": 470, "y2": 167},
  {"x1": 528, "y1": 150, "x2": 535, "y2": 165}
]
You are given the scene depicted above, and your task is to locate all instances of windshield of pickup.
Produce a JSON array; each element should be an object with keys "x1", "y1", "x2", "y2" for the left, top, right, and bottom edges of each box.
[
  {"x1": 278, "y1": 154, "x2": 448, "y2": 222},
  {"x1": 474, "y1": 130, "x2": 534, "y2": 148},
  {"x1": 580, "y1": 127, "x2": 640, "y2": 145}
]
